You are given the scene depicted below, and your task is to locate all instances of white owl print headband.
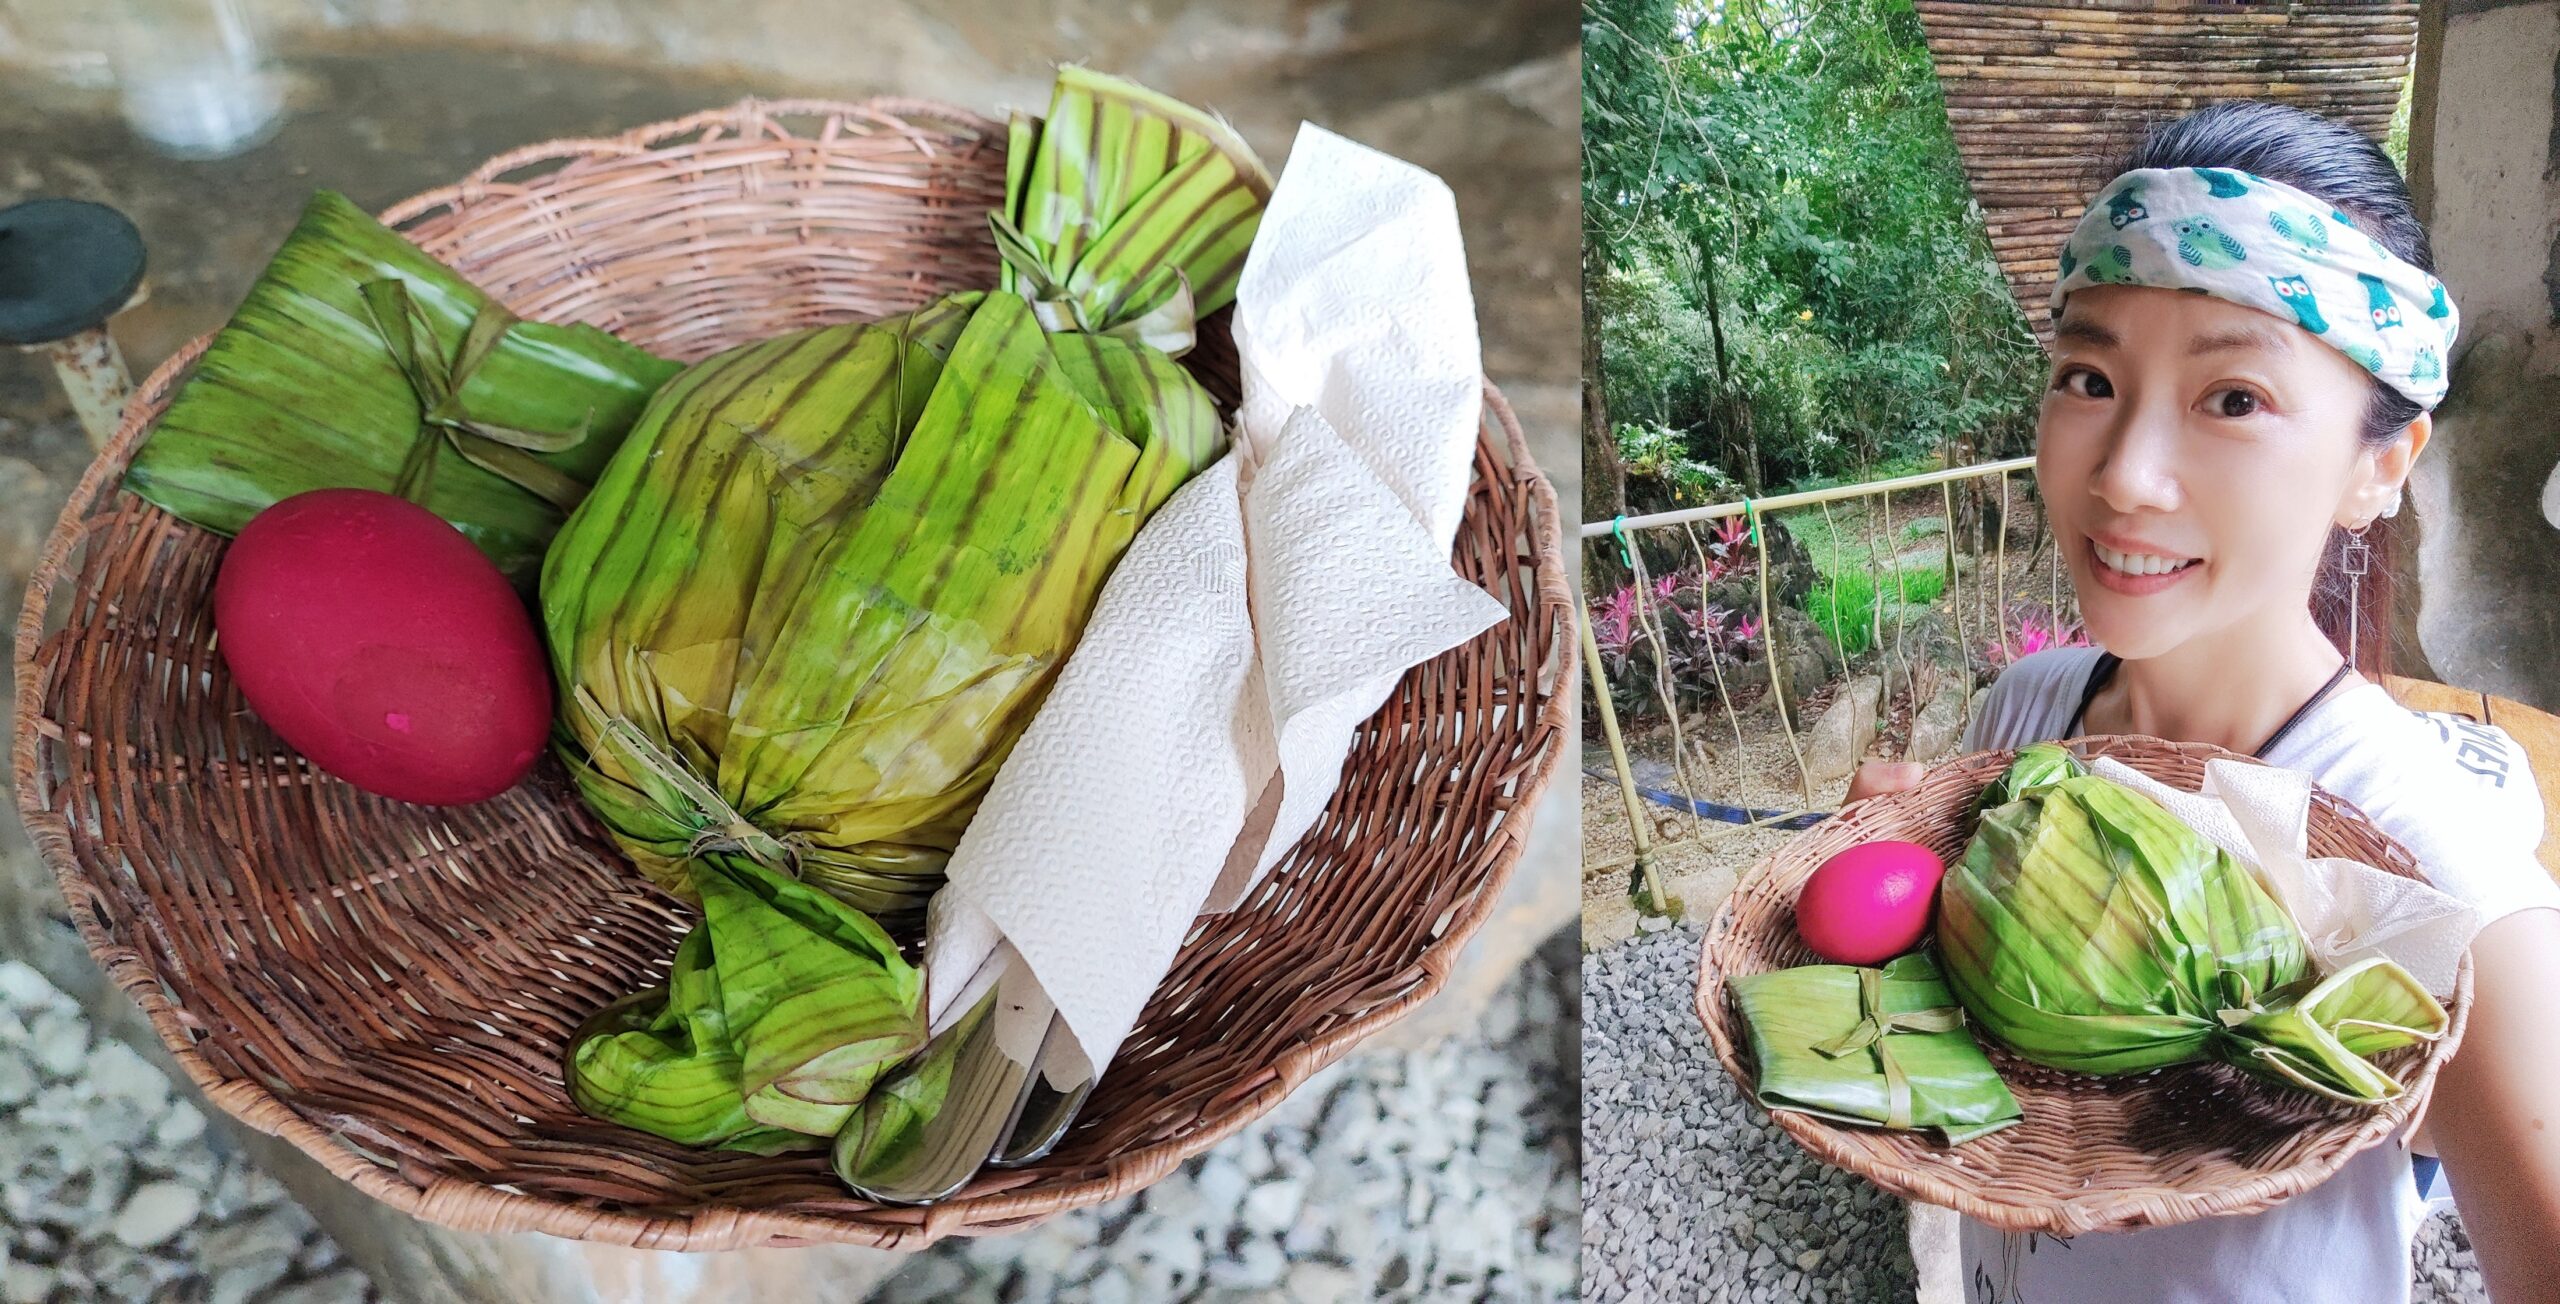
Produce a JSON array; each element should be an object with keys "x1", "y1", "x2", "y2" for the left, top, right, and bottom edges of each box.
[{"x1": 2049, "y1": 166, "x2": 2461, "y2": 409}]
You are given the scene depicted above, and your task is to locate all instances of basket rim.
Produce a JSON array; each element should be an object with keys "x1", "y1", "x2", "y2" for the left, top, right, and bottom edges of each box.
[
  {"x1": 9, "y1": 96, "x2": 1577, "y2": 1251},
  {"x1": 1691, "y1": 734, "x2": 2475, "y2": 1237}
]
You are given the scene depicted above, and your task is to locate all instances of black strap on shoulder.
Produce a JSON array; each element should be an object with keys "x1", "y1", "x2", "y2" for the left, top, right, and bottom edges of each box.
[
  {"x1": 2064, "y1": 652, "x2": 2120, "y2": 739},
  {"x1": 2065, "y1": 652, "x2": 2352, "y2": 759}
]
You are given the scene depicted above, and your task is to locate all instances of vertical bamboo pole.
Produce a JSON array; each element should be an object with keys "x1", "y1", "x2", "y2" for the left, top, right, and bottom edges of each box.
[
  {"x1": 1581, "y1": 610, "x2": 1674, "y2": 917},
  {"x1": 1754, "y1": 502, "x2": 1816, "y2": 809},
  {"x1": 1625, "y1": 548, "x2": 1705, "y2": 849},
  {"x1": 1996, "y1": 471, "x2": 2014, "y2": 662},
  {"x1": 1881, "y1": 487, "x2": 1912, "y2": 720},
  {"x1": 1942, "y1": 479, "x2": 1970, "y2": 677},
  {"x1": 1684, "y1": 521, "x2": 1755, "y2": 809},
  {"x1": 1816, "y1": 498, "x2": 1849, "y2": 659}
]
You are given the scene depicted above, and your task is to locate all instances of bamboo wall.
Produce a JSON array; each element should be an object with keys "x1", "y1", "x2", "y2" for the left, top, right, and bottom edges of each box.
[{"x1": 1913, "y1": 0, "x2": 2421, "y2": 344}]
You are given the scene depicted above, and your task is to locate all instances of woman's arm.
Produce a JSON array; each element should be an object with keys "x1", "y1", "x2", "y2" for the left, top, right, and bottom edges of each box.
[{"x1": 2428, "y1": 906, "x2": 2560, "y2": 1303}]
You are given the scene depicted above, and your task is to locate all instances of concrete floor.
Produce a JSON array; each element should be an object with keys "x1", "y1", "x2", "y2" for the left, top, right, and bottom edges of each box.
[{"x1": 0, "y1": 8, "x2": 1580, "y2": 1301}]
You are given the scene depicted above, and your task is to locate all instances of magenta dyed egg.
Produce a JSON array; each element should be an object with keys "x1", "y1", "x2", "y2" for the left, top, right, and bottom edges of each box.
[
  {"x1": 1794, "y1": 840, "x2": 1946, "y2": 966},
  {"x1": 213, "y1": 488, "x2": 552, "y2": 806}
]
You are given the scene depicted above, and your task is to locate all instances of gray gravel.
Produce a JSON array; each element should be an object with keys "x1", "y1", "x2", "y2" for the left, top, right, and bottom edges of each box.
[
  {"x1": 0, "y1": 962, "x2": 374, "y2": 1304},
  {"x1": 1584, "y1": 923, "x2": 2490, "y2": 1303},
  {"x1": 1583, "y1": 923, "x2": 1916, "y2": 1303},
  {"x1": 872, "y1": 929, "x2": 1581, "y2": 1303},
  {"x1": 2, "y1": 933, "x2": 1574, "y2": 1304}
]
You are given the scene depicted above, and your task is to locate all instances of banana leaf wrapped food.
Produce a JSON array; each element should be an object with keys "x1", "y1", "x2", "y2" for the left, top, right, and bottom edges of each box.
[
  {"x1": 1730, "y1": 952, "x2": 2023, "y2": 1144},
  {"x1": 124, "y1": 191, "x2": 684, "y2": 585},
  {"x1": 552, "y1": 67, "x2": 1269, "y2": 1159},
  {"x1": 1939, "y1": 745, "x2": 2449, "y2": 1104}
]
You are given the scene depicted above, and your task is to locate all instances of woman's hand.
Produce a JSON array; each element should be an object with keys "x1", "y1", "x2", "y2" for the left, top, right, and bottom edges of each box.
[
  {"x1": 2427, "y1": 906, "x2": 2560, "y2": 1303},
  {"x1": 1844, "y1": 761, "x2": 1928, "y2": 806}
]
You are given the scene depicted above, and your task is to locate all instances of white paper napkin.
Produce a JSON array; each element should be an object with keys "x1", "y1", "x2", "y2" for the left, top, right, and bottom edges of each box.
[
  {"x1": 2090, "y1": 757, "x2": 2479, "y2": 996},
  {"x1": 919, "y1": 124, "x2": 1511, "y2": 1085}
]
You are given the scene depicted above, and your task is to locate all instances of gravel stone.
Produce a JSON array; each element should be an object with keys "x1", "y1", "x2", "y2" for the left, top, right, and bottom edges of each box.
[
  {"x1": 0, "y1": 963, "x2": 60, "y2": 1014},
  {"x1": 1, "y1": 1261, "x2": 51, "y2": 1304},
  {"x1": 0, "y1": 1052, "x2": 35, "y2": 1109},
  {"x1": 874, "y1": 930, "x2": 1580, "y2": 1302},
  {"x1": 27, "y1": 1009, "x2": 88, "y2": 1078},
  {"x1": 109, "y1": 1181, "x2": 202, "y2": 1248}
]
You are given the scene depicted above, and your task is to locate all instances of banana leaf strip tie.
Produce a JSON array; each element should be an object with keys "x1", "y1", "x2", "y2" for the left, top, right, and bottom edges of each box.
[
  {"x1": 1811, "y1": 965, "x2": 1968, "y2": 1130},
  {"x1": 361, "y1": 279, "x2": 592, "y2": 512},
  {"x1": 572, "y1": 686, "x2": 801, "y2": 874}
]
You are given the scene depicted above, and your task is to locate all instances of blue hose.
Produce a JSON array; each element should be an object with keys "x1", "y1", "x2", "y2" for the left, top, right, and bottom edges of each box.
[{"x1": 1585, "y1": 768, "x2": 1832, "y2": 831}]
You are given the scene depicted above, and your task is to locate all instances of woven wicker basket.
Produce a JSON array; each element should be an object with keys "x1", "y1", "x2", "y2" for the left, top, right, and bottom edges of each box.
[
  {"x1": 11, "y1": 99, "x2": 1572, "y2": 1250},
  {"x1": 1697, "y1": 736, "x2": 2473, "y2": 1237}
]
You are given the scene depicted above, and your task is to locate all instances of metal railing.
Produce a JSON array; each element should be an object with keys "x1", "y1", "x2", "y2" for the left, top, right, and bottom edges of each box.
[{"x1": 1583, "y1": 455, "x2": 2077, "y2": 917}]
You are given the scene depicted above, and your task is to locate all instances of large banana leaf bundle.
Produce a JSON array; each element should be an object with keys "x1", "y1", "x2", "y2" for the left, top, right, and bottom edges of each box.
[
  {"x1": 552, "y1": 67, "x2": 1268, "y2": 1160},
  {"x1": 1939, "y1": 745, "x2": 2448, "y2": 1103},
  {"x1": 124, "y1": 191, "x2": 684, "y2": 585},
  {"x1": 545, "y1": 67, "x2": 1266, "y2": 925}
]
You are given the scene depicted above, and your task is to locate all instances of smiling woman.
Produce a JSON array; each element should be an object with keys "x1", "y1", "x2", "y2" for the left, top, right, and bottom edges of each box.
[{"x1": 1888, "y1": 101, "x2": 2560, "y2": 1304}]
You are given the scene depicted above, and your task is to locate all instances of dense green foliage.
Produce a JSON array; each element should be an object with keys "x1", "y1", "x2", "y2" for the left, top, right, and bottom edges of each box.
[{"x1": 1583, "y1": 0, "x2": 2046, "y2": 510}]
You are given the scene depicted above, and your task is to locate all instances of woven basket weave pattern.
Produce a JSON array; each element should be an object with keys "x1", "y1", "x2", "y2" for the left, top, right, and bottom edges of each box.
[
  {"x1": 1696, "y1": 736, "x2": 2472, "y2": 1237},
  {"x1": 11, "y1": 100, "x2": 1571, "y2": 1250}
]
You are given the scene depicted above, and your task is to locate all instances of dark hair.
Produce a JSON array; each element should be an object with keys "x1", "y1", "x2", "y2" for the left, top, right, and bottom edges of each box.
[{"x1": 2106, "y1": 100, "x2": 2432, "y2": 675}]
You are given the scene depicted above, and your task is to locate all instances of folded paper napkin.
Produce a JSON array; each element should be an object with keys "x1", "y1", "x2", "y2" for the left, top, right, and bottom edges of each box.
[
  {"x1": 920, "y1": 124, "x2": 1511, "y2": 1086},
  {"x1": 2090, "y1": 757, "x2": 2479, "y2": 997}
]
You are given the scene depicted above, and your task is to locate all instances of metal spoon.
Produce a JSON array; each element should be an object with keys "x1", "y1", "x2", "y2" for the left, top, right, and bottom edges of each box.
[
  {"x1": 839, "y1": 953, "x2": 1051, "y2": 1205},
  {"x1": 991, "y1": 1015, "x2": 1094, "y2": 1167}
]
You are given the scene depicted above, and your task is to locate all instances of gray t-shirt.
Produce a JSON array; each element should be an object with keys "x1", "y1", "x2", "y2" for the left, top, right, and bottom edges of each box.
[{"x1": 1956, "y1": 647, "x2": 2559, "y2": 1304}]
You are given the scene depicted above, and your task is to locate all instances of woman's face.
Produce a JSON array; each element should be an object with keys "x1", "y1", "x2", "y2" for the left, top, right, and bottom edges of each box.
[{"x1": 2036, "y1": 285, "x2": 2405, "y2": 660}]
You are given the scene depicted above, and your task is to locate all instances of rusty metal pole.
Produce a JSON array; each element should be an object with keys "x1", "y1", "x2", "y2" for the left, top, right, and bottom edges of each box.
[
  {"x1": 0, "y1": 198, "x2": 148, "y2": 449},
  {"x1": 35, "y1": 325, "x2": 135, "y2": 448}
]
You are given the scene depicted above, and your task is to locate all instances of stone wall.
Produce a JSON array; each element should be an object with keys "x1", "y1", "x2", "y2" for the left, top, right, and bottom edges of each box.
[{"x1": 2408, "y1": 0, "x2": 2560, "y2": 711}]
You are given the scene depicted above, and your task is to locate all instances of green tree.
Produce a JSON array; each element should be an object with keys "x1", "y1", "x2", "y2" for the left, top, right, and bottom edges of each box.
[{"x1": 1582, "y1": 0, "x2": 2046, "y2": 524}]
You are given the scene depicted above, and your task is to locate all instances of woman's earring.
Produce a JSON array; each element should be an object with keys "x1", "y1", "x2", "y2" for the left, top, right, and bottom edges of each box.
[{"x1": 2343, "y1": 526, "x2": 2372, "y2": 667}]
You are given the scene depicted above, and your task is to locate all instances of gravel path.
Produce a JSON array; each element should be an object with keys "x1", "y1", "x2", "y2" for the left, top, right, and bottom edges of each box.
[
  {"x1": 1, "y1": 932, "x2": 1575, "y2": 1304},
  {"x1": 1583, "y1": 924, "x2": 1917, "y2": 1303},
  {"x1": 1584, "y1": 924, "x2": 2489, "y2": 1303},
  {"x1": 0, "y1": 963, "x2": 373, "y2": 1304},
  {"x1": 873, "y1": 930, "x2": 1582, "y2": 1302}
]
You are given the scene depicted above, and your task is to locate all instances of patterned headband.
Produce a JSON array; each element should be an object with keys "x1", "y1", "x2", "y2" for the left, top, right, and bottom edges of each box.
[{"x1": 2049, "y1": 166, "x2": 2459, "y2": 409}]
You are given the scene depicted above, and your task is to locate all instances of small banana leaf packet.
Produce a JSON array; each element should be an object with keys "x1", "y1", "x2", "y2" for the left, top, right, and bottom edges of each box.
[
  {"x1": 123, "y1": 190, "x2": 684, "y2": 586},
  {"x1": 1939, "y1": 744, "x2": 2450, "y2": 1104},
  {"x1": 1729, "y1": 952, "x2": 2024, "y2": 1144}
]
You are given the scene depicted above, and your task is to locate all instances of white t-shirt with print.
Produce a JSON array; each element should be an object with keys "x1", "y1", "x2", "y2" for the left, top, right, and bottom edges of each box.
[{"x1": 1953, "y1": 647, "x2": 2560, "y2": 1304}]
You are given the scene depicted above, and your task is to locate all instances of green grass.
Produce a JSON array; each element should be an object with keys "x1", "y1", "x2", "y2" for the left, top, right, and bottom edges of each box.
[
  {"x1": 1774, "y1": 450, "x2": 1943, "y2": 498},
  {"x1": 1806, "y1": 565, "x2": 1949, "y2": 658}
]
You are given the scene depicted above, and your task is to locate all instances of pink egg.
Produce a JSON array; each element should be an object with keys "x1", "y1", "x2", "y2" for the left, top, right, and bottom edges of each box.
[
  {"x1": 1794, "y1": 840, "x2": 1946, "y2": 966},
  {"x1": 213, "y1": 489, "x2": 552, "y2": 806}
]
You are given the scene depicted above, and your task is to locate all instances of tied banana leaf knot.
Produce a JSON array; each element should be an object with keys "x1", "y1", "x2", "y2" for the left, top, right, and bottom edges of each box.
[
  {"x1": 1811, "y1": 965, "x2": 1968, "y2": 1130},
  {"x1": 2214, "y1": 968, "x2": 2267, "y2": 1029},
  {"x1": 360, "y1": 279, "x2": 594, "y2": 513},
  {"x1": 988, "y1": 212, "x2": 1201, "y2": 357},
  {"x1": 572, "y1": 687, "x2": 803, "y2": 876}
]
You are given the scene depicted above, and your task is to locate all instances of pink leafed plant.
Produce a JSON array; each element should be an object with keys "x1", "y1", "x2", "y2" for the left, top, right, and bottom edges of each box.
[
  {"x1": 1711, "y1": 515, "x2": 1752, "y2": 555},
  {"x1": 1594, "y1": 585, "x2": 1639, "y2": 664},
  {"x1": 1987, "y1": 602, "x2": 2089, "y2": 669}
]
